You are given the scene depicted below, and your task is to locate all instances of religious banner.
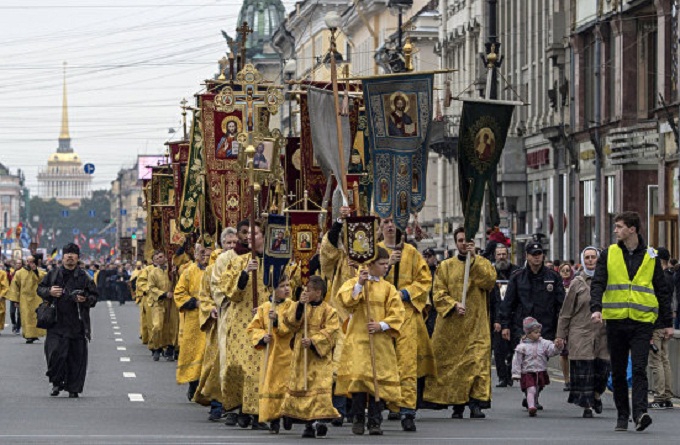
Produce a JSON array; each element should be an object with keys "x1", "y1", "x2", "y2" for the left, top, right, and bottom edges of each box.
[
  {"x1": 288, "y1": 211, "x2": 321, "y2": 286},
  {"x1": 457, "y1": 99, "x2": 515, "y2": 240},
  {"x1": 178, "y1": 111, "x2": 204, "y2": 233},
  {"x1": 263, "y1": 213, "x2": 290, "y2": 289},
  {"x1": 362, "y1": 73, "x2": 434, "y2": 230},
  {"x1": 343, "y1": 216, "x2": 379, "y2": 264},
  {"x1": 168, "y1": 140, "x2": 190, "y2": 211}
]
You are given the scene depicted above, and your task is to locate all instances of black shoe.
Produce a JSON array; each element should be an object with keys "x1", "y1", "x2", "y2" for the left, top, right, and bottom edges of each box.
[
  {"x1": 615, "y1": 418, "x2": 628, "y2": 432},
  {"x1": 593, "y1": 398, "x2": 603, "y2": 414},
  {"x1": 164, "y1": 347, "x2": 175, "y2": 362},
  {"x1": 50, "y1": 386, "x2": 61, "y2": 397},
  {"x1": 451, "y1": 405, "x2": 465, "y2": 419},
  {"x1": 387, "y1": 411, "x2": 400, "y2": 421},
  {"x1": 536, "y1": 403, "x2": 544, "y2": 411},
  {"x1": 496, "y1": 380, "x2": 508, "y2": 388},
  {"x1": 367, "y1": 422, "x2": 383, "y2": 436},
  {"x1": 236, "y1": 414, "x2": 252, "y2": 429},
  {"x1": 68, "y1": 392, "x2": 79, "y2": 398},
  {"x1": 269, "y1": 421, "x2": 280, "y2": 434},
  {"x1": 224, "y1": 412, "x2": 238, "y2": 426},
  {"x1": 648, "y1": 401, "x2": 665, "y2": 410},
  {"x1": 26, "y1": 338, "x2": 37, "y2": 344},
  {"x1": 664, "y1": 400, "x2": 674, "y2": 409},
  {"x1": 330, "y1": 417, "x2": 343, "y2": 427},
  {"x1": 469, "y1": 405, "x2": 486, "y2": 419},
  {"x1": 208, "y1": 410, "x2": 222, "y2": 422},
  {"x1": 635, "y1": 413, "x2": 652, "y2": 432},
  {"x1": 401, "y1": 415, "x2": 416, "y2": 432},
  {"x1": 282, "y1": 416, "x2": 293, "y2": 430},
  {"x1": 508, "y1": 378, "x2": 514, "y2": 387},
  {"x1": 583, "y1": 408, "x2": 593, "y2": 418},
  {"x1": 302, "y1": 424, "x2": 316, "y2": 438},
  {"x1": 563, "y1": 383, "x2": 571, "y2": 392},
  {"x1": 251, "y1": 421, "x2": 269, "y2": 431},
  {"x1": 152, "y1": 350, "x2": 161, "y2": 361},
  {"x1": 316, "y1": 422, "x2": 328, "y2": 437},
  {"x1": 521, "y1": 398, "x2": 528, "y2": 409},
  {"x1": 451, "y1": 411, "x2": 463, "y2": 419},
  {"x1": 351, "y1": 416, "x2": 365, "y2": 435}
]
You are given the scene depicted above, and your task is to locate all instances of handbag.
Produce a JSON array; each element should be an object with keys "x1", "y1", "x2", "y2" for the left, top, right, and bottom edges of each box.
[{"x1": 36, "y1": 301, "x2": 57, "y2": 329}]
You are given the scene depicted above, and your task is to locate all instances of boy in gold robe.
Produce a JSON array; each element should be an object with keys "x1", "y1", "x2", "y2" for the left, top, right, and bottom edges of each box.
[
  {"x1": 247, "y1": 274, "x2": 295, "y2": 433},
  {"x1": 281, "y1": 275, "x2": 341, "y2": 438},
  {"x1": 335, "y1": 247, "x2": 405, "y2": 436},
  {"x1": 423, "y1": 227, "x2": 497, "y2": 418},
  {"x1": 174, "y1": 244, "x2": 210, "y2": 401}
]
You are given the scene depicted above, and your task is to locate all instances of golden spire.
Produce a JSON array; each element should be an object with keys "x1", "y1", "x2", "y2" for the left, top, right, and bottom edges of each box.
[{"x1": 59, "y1": 61, "x2": 70, "y2": 140}]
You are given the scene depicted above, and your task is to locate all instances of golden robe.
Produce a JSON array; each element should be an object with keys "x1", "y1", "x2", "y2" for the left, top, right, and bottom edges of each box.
[
  {"x1": 219, "y1": 253, "x2": 269, "y2": 414},
  {"x1": 7, "y1": 268, "x2": 46, "y2": 339},
  {"x1": 174, "y1": 262, "x2": 206, "y2": 384},
  {"x1": 335, "y1": 277, "x2": 405, "y2": 403},
  {"x1": 380, "y1": 241, "x2": 434, "y2": 409},
  {"x1": 0, "y1": 270, "x2": 9, "y2": 332},
  {"x1": 211, "y1": 249, "x2": 238, "y2": 403},
  {"x1": 424, "y1": 255, "x2": 496, "y2": 406},
  {"x1": 136, "y1": 265, "x2": 154, "y2": 344},
  {"x1": 280, "y1": 300, "x2": 341, "y2": 421},
  {"x1": 147, "y1": 266, "x2": 179, "y2": 351},
  {"x1": 194, "y1": 261, "x2": 221, "y2": 406},
  {"x1": 247, "y1": 299, "x2": 294, "y2": 422}
]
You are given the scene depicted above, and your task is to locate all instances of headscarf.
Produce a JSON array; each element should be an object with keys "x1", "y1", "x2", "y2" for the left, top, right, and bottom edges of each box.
[
  {"x1": 580, "y1": 246, "x2": 600, "y2": 277},
  {"x1": 560, "y1": 264, "x2": 575, "y2": 288}
]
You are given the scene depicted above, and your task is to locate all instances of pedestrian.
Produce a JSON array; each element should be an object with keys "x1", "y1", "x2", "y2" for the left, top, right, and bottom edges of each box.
[
  {"x1": 8, "y1": 259, "x2": 22, "y2": 335},
  {"x1": 590, "y1": 211, "x2": 673, "y2": 432},
  {"x1": 647, "y1": 247, "x2": 675, "y2": 410},
  {"x1": 7, "y1": 256, "x2": 47, "y2": 343},
  {"x1": 247, "y1": 274, "x2": 295, "y2": 433},
  {"x1": 558, "y1": 262, "x2": 575, "y2": 391},
  {"x1": 378, "y1": 216, "x2": 433, "y2": 431},
  {"x1": 423, "y1": 227, "x2": 497, "y2": 419},
  {"x1": 335, "y1": 247, "x2": 405, "y2": 435},
  {"x1": 279, "y1": 275, "x2": 341, "y2": 438},
  {"x1": 147, "y1": 251, "x2": 179, "y2": 362},
  {"x1": 555, "y1": 247, "x2": 609, "y2": 418},
  {"x1": 36, "y1": 243, "x2": 98, "y2": 398},
  {"x1": 0, "y1": 265, "x2": 8, "y2": 336},
  {"x1": 511, "y1": 317, "x2": 563, "y2": 417},
  {"x1": 491, "y1": 243, "x2": 519, "y2": 388}
]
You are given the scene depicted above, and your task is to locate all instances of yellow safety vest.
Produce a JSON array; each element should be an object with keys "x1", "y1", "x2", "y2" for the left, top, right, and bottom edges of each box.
[{"x1": 603, "y1": 244, "x2": 658, "y2": 323}]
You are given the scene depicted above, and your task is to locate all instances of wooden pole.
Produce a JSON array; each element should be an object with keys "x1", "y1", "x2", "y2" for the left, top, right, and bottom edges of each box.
[
  {"x1": 364, "y1": 282, "x2": 380, "y2": 402},
  {"x1": 262, "y1": 269, "x2": 275, "y2": 383},
  {"x1": 461, "y1": 250, "x2": 471, "y2": 308},
  {"x1": 303, "y1": 299, "x2": 308, "y2": 391}
]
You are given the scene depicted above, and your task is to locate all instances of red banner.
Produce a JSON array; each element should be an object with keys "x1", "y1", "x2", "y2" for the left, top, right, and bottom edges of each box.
[{"x1": 288, "y1": 211, "x2": 321, "y2": 286}]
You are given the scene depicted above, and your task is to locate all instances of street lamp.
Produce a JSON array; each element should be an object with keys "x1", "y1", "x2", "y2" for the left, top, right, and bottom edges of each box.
[
  {"x1": 388, "y1": 0, "x2": 413, "y2": 53},
  {"x1": 283, "y1": 59, "x2": 297, "y2": 137}
]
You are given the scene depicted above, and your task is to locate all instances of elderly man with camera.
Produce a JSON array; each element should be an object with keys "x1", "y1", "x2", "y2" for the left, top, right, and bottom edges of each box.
[{"x1": 37, "y1": 243, "x2": 98, "y2": 398}]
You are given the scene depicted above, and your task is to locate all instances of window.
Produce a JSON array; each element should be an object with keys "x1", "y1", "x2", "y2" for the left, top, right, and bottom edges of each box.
[
  {"x1": 606, "y1": 175, "x2": 616, "y2": 214},
  {"x1": 583, "y1": 179, "x2": 595, "y2": 216},
  {"x1": 583, "y1": 36, "x2": 596, "y2": 127},
  {"x1": 3, "y1": 212, "x2": 7, "y2": 230},
  {"x1": 638, "y1": 21, "x2": 658, "y2": 114}
]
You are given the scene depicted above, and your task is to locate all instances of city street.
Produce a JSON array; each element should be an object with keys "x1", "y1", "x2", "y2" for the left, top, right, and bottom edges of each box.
[{"x1": 0, "y1": 301, "x2": 677, "y2": 445}]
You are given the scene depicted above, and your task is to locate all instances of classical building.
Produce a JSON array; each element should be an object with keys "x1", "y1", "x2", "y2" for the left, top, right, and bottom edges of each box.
[
  {"x1": 37, "y1": 67, "x2": 92, "y2": 208},
  {"x1": 110, "y1": 160, "x2": 147, "y2": 247},
  {"x1": 0, "y1": 164, "x2": 23, "y2": 232}
]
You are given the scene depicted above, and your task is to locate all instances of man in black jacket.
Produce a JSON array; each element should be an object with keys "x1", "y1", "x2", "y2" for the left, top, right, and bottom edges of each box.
[
  {"x1": 500, "y1": 242, "x2": 565, "y2": 344},
  {"x1": 590, "y1": 212, "x2": 673, "y2": 432},
  {"x1": 490, "y1": 244, "x2": 519, "y2": 387},
  {"x1": 37, "y1": 243, "x2": 98, "y2": 398}
]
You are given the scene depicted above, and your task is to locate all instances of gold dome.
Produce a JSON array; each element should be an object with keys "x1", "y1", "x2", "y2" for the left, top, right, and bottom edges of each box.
[{"x1": 48, "y1": 152, "x2": 81, "y2": 164}]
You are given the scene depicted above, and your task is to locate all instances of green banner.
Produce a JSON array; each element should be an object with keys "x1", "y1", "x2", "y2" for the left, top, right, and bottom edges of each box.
[
  {"x1": 457, "y1": 100, "x2": 515, "y2": 241},
  {"x1": 178, "y1": 111, "x2": 204, "y2": 233}
]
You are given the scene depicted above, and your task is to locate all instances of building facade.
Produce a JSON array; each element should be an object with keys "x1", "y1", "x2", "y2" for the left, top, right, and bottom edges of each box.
[
  {"x1": 110, "y1": 161, "x2": 147, "y2": 248},
  {"x1": 0, "y1": 164, "x2": 23, "y2": 233}
]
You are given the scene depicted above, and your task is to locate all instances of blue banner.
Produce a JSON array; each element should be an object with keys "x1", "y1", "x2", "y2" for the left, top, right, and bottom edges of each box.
[{"x1": 362, "y1": 73, "x2": 434, "y2": 230}]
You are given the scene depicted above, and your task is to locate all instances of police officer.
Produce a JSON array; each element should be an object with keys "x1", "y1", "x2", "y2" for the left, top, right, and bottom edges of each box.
[
  {"x1": 490, "y1": 244, "x2": 519, "y2": 387},
  {"x1": 590, "y1": 211, "x2": 673, "y2": 432}
]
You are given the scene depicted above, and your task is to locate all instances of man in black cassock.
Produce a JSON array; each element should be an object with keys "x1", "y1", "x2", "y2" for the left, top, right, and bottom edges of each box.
[{"x1": 37, "y1": 243, "x2": 98, "y2": 398}]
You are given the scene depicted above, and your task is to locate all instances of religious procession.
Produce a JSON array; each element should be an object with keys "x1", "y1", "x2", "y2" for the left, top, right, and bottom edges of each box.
[{"x1": 121, "y1": 10, "x2": 673, "y2": 439}]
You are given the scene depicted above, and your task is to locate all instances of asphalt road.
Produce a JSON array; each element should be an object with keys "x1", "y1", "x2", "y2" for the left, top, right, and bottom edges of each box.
[{"x1": 0, "y1": 301, "x2": 677, "y2": 445}]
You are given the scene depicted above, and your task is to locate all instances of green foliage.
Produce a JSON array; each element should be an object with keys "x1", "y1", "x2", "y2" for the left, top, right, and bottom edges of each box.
[{"x1": 29, "y1": 190, "x2": 112, "y2": 256}]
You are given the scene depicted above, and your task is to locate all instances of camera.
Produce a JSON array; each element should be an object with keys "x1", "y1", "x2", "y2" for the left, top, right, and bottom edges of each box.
[{"x1": 69, "y1": 289, "x2": 85, "y2": 302}]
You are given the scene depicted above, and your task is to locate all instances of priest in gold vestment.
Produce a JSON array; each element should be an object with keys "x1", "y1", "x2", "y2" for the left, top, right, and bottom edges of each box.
[
  {"x1": 247, "y1": 275, "x2": 295, "y2": 433},
  {"x1": 174, "y1": 244, "x2": 211, "y2": 400},
  {"x1": 378, "y1": 216, "x2": 433, "y2": 431},
  {"x1": 0, "y1": 269, "x2": 8, "y2": 334},
  {"x1": 7, "y1": 257, "x2": 46, "y2": 342},
  {"x1": 335, "y1": 248, "x2": 405, "y2": 436},
  {"x1": 424, "y1": 227, "x2": 497, "y2": 419},
  {"x1": 219, "y1": 222, "x2": 269, "y2": 430},
  {"x1": 147, "y1": 251, "x2": 179, "y2": 361},
  {"x1": 280, "y1": 276, "x2": 340, "y2": 438}
]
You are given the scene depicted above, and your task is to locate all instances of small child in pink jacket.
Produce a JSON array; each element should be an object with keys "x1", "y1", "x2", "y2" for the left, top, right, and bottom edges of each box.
[{"x1": 512, "y1": 317, "x2": 563, "y2": 416}]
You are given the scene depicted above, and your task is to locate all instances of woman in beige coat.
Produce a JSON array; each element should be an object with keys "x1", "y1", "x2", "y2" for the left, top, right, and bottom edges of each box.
[{"x1": 555, "y1": 247, "x2": 609, "y2": 418}]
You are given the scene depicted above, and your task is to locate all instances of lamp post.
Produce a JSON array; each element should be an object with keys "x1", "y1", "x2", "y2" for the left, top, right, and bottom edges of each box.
[
  {"x1": 283, "y1": 59, "x2": 297, "y2": 137},
  {"x1": 388, "y1": 0, "x2": 413, "y2": 53}
]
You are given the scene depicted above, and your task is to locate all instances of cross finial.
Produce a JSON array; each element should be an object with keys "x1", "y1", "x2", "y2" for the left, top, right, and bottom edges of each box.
[{"x1": 237, "y1": 21, "x2": 254, "y2": 67}]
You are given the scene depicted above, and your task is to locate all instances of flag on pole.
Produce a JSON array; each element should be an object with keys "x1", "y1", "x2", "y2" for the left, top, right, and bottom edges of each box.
[{"x1": 457, "y1": 99, "x2": 516, "y2": 241}]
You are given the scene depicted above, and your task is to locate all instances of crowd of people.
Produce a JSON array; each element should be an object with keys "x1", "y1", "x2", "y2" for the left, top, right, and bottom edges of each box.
[{"x1": 1, "y1": 210, "x2": 676, "y2": 436}]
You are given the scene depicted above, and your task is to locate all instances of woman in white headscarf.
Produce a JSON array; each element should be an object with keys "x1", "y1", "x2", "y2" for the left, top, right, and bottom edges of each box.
[{"x1": 555, "y1": 247, "x2": 609, "y2": 418}]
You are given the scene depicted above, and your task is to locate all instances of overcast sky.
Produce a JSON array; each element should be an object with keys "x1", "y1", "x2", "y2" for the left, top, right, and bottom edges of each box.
[{"x1": 0, "y1": 0, "x2": 296, "y2": 194}]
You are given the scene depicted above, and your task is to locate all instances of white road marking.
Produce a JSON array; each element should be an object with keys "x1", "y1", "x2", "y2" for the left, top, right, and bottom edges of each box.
[
  {"x1": 115, "y1": 338, "x2": 123, "y2": 342},
  {"x1": 106, "y1": 301, "x2": 112, "y2": 307},
  {"x1": 123, "y1": 372, "x2": 136, "y2": 378},
  {"x1": 114, "y1": 332, "x2": 121, "y2": 336},
  {"x1": 116, "y1": 346, "x2": 126, "y2": 351},
  {"x1": 127, "y1": 393, "x2": 144, "y2": 402},
  {"x1": 111, "y1": 321, "x2": 118, "y2": 324},
  {"x1": 119, "y1": 357, "x2": 130, "y2": 362},
  {"x1": 113, "y1": 326, "x2": 120, "y2": 330}
]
